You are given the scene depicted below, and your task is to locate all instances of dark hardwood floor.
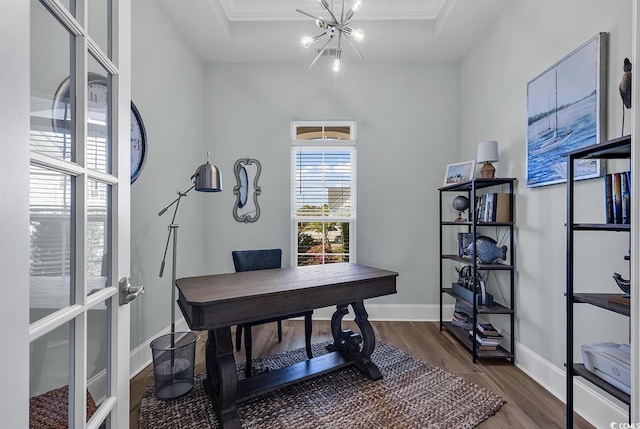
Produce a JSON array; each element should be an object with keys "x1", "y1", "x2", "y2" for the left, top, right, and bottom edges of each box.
[{"x1": 130, "y1": 320, "x2": 593, "y2": 428}]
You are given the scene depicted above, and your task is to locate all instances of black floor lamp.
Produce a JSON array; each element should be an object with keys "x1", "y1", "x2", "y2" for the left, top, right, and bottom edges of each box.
[{"x1": 151, "y1": 153, "x2": 222, "y2": 400}]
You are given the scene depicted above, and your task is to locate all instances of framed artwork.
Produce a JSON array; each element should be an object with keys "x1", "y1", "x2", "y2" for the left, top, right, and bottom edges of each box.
[
  {"x1": 526, "y1": 33, "x2": 607, "y2": 188},
  {"x1": 443, "y1": 160, "x2": 476, "y2": 186}
]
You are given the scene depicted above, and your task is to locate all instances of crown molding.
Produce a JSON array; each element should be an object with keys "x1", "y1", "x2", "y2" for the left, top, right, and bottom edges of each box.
[{"x1": 216, "y1": 0, "x2": 446, "y2": 22}]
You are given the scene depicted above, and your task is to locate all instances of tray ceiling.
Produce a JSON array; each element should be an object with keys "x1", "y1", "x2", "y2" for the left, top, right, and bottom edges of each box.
[{"x1": 156, "y1": 0, "x2": 507, "y2": 64}]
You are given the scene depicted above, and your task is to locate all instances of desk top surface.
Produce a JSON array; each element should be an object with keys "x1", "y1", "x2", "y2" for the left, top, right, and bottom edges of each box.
[{"x1": 176, "y1": 263, "x2": 398, "y2": 306}]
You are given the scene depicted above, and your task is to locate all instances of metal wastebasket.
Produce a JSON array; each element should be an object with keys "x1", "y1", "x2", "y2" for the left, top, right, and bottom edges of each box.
[{"x1": 150, "y1": 331, "x2": 197, "y2": 400}]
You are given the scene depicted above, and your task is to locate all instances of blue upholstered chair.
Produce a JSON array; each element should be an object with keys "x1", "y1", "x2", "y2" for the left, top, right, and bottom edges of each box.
[{"x1": 232, "y1": 249, "x2": 313, "y2": 376}]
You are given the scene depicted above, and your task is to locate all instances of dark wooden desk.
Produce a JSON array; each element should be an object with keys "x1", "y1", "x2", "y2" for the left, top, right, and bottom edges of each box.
[{"x1": 176, "y1": 262, "x2": 398, "y2": 428}]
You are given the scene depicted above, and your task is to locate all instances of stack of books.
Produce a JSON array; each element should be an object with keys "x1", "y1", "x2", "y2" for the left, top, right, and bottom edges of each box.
[
  {"x1": 473, "y1": 323, "x2": 503, "y2": 350},
  {"x1": 604, "y1": 171, "x2": 630, "y2": 224}
]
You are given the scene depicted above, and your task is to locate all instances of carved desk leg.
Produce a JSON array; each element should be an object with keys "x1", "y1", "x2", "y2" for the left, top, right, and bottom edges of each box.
[
  {"x1": 329, "y1": 300, "x2": 382, "y2": 380},
  {"x1": 204, "y1": 328, "x2": 241, "y2": 429}
]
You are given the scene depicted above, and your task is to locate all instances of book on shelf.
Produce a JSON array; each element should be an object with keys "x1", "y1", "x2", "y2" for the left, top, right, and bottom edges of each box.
[
  {"x1": 469, "y1": 330, "x2": 500, "y2": 349},
  {"x1": 477, "y1": 323, "x2": 501, "y2": 336},
  {"x1": 475, "y1": 331, "x2": 502, "y2": 346},
  {"x1": 476, "y1": 336, "x2": 501, "y2": 346},
  {"x1": 457, "y1": 232, "x2": 473, "y2": 258},
  {"x1": 494, "y1": 193, "x2": 511, "y2": 222},
  {"x1": 612, "y1": 172, "x2": 623, "y2": 224},
  {"x1": 477, "y1": 344, "x2": 498, "y2": 351},
  {"x1": 621, "y1": 171, "x2": 630, "y2": 224},
  {"x1": 482, "y1": 194, "x2": 492, "y2": 222},
  {"x1": 604, "y1": 174, "x2": 614, "y2": 224},
  {"x1": 484, "y1": 194, "x2": 493, "y2": 222},
  {"x1": 474, "y1": 196, "x2": 484, "y2": 223},
  {"x1": 476, "y1": 330, "x2": 503, "y2": 340}
]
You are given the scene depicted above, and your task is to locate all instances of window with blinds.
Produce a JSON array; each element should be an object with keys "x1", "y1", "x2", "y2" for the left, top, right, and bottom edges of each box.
[{"x1": 291, "y1": 120, "x2": 356, "y2": 266}]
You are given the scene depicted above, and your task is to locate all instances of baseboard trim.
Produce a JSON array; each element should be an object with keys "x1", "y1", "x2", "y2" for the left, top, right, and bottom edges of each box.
[
  {"x1": 514, "y1": 340, "x2": 628, "y2": 428},
  {"x1": 127, "y1": 304, "x2": 628, "y2": 428}
]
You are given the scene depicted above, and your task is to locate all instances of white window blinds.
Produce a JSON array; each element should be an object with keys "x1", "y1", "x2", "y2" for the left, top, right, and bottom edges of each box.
[{"x1": 293, "y1": 148, "x2": 354, "y2": 217}]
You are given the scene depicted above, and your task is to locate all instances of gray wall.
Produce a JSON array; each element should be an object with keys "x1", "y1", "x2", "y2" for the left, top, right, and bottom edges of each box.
[
  {"x1": 130, "y1": 0, "x2": 207, "y2": 348},
  {"x1": 201, "y1": 62, "x2": 460, "y2": 307},
  {"x1": 459, "y1": 0, "x2": 632, "y2": 371}
]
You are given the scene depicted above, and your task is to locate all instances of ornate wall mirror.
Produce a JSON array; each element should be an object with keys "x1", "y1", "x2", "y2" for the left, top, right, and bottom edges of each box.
[{"x1": 233, "y1": 158, "x2": 261, "y2": 222}]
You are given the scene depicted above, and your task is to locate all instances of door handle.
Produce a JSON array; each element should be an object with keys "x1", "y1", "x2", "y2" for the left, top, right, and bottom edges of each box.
[{"x1": 119, "y1": 277, "x2": 144, "y2": 305}]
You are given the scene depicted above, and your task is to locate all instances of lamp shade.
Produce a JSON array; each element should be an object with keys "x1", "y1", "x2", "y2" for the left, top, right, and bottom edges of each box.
[
  {"x1": 192, "y1": 162, "x2": 222, "y2": 192},
  {"x1": 476, "y1": 140, "x2": 499, "y2": 164}
]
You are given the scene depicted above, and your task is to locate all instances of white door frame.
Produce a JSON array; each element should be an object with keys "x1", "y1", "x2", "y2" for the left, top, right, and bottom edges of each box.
[
  {"x1": 0, "y1": 1, "x2": 31, "y2": 427},
  {"x1": 0, "y1": 0, "x2": 132, "y2": 427},
  {"x1": 113, "y1": 0, "x2": 133, "y2": 427}
]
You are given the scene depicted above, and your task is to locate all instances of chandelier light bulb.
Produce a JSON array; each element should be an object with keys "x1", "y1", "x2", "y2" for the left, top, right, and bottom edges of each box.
[
  {"x1": 301, "y1": 36, "x2": 313, "y2": 48},
  {"x1": 332, "y1": 58, "x2": 341, "y2": 72},
  {"x1": 353, "y1": 29, "x2": 364, "y2": 42},
  {"x1": 353, "y1": 0, "x2": 362, "y2": 11}
]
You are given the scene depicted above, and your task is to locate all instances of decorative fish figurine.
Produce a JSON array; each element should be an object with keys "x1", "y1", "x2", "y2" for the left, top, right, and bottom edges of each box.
[{"x1": 466, "y1": 236, "x2": 507, "y2": 264}]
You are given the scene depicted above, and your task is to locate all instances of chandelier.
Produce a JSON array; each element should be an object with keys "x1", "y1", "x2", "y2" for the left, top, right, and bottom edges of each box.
[{"x1": 297, "y1": 0, "x2": 364, "y2": 72}]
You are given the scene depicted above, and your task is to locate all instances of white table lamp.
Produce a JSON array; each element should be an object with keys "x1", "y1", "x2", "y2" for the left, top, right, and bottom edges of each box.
[{"x1": 477, "y1": 140, "x2": 499, "y2": 178}]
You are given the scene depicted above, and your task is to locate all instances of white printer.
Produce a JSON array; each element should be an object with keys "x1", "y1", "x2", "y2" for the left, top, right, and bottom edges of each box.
[{"x1": 581, "y1": 342, "x2": 631, "y2": 394}]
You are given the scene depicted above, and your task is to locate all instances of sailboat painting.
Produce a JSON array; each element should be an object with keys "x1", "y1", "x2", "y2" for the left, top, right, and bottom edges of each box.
[{"x1": 526, "y1": 33, "x2": 607, "y2": 187}]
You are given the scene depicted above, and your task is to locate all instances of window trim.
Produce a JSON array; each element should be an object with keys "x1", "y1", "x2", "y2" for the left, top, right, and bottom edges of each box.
[
  {"x1": 291, "y1": 118, "x2": 357, "y2": 145},
  {"x1": 290, "y1": 119, "x2": 357, "y2": 266}
]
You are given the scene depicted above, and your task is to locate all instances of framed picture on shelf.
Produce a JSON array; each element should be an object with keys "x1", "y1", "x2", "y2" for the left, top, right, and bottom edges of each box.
[
  {"x1": 526, "y1": 32, "x2": 607, "y2": 188},
  {"x1": 443, "y1": 160, "x2": 476, "y2": 186}
]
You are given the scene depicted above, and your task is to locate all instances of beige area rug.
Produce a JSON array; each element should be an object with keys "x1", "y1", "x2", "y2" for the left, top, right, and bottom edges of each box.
[{"x1": 139, "y1": 339, "x2": 505, "y2": 428}]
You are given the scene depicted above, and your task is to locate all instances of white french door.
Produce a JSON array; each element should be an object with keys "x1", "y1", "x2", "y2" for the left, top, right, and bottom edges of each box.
[{"x1": 1, "y1": 0, "x2": 132, "y2": 427}]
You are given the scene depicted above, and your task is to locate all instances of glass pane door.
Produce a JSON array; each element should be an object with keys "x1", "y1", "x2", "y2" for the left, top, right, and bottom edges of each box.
[{"x1": 28, "y1": 0, "x2": 131, "y2": 427}]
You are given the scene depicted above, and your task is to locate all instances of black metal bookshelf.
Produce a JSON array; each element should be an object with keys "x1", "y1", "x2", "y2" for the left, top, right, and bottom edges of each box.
[
  {"x1": 565, "y1": 135, "x2": 632, "y2": 427},
  {"x1": 439, "y1": 177, "x2": 516, "y2": 363}
]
